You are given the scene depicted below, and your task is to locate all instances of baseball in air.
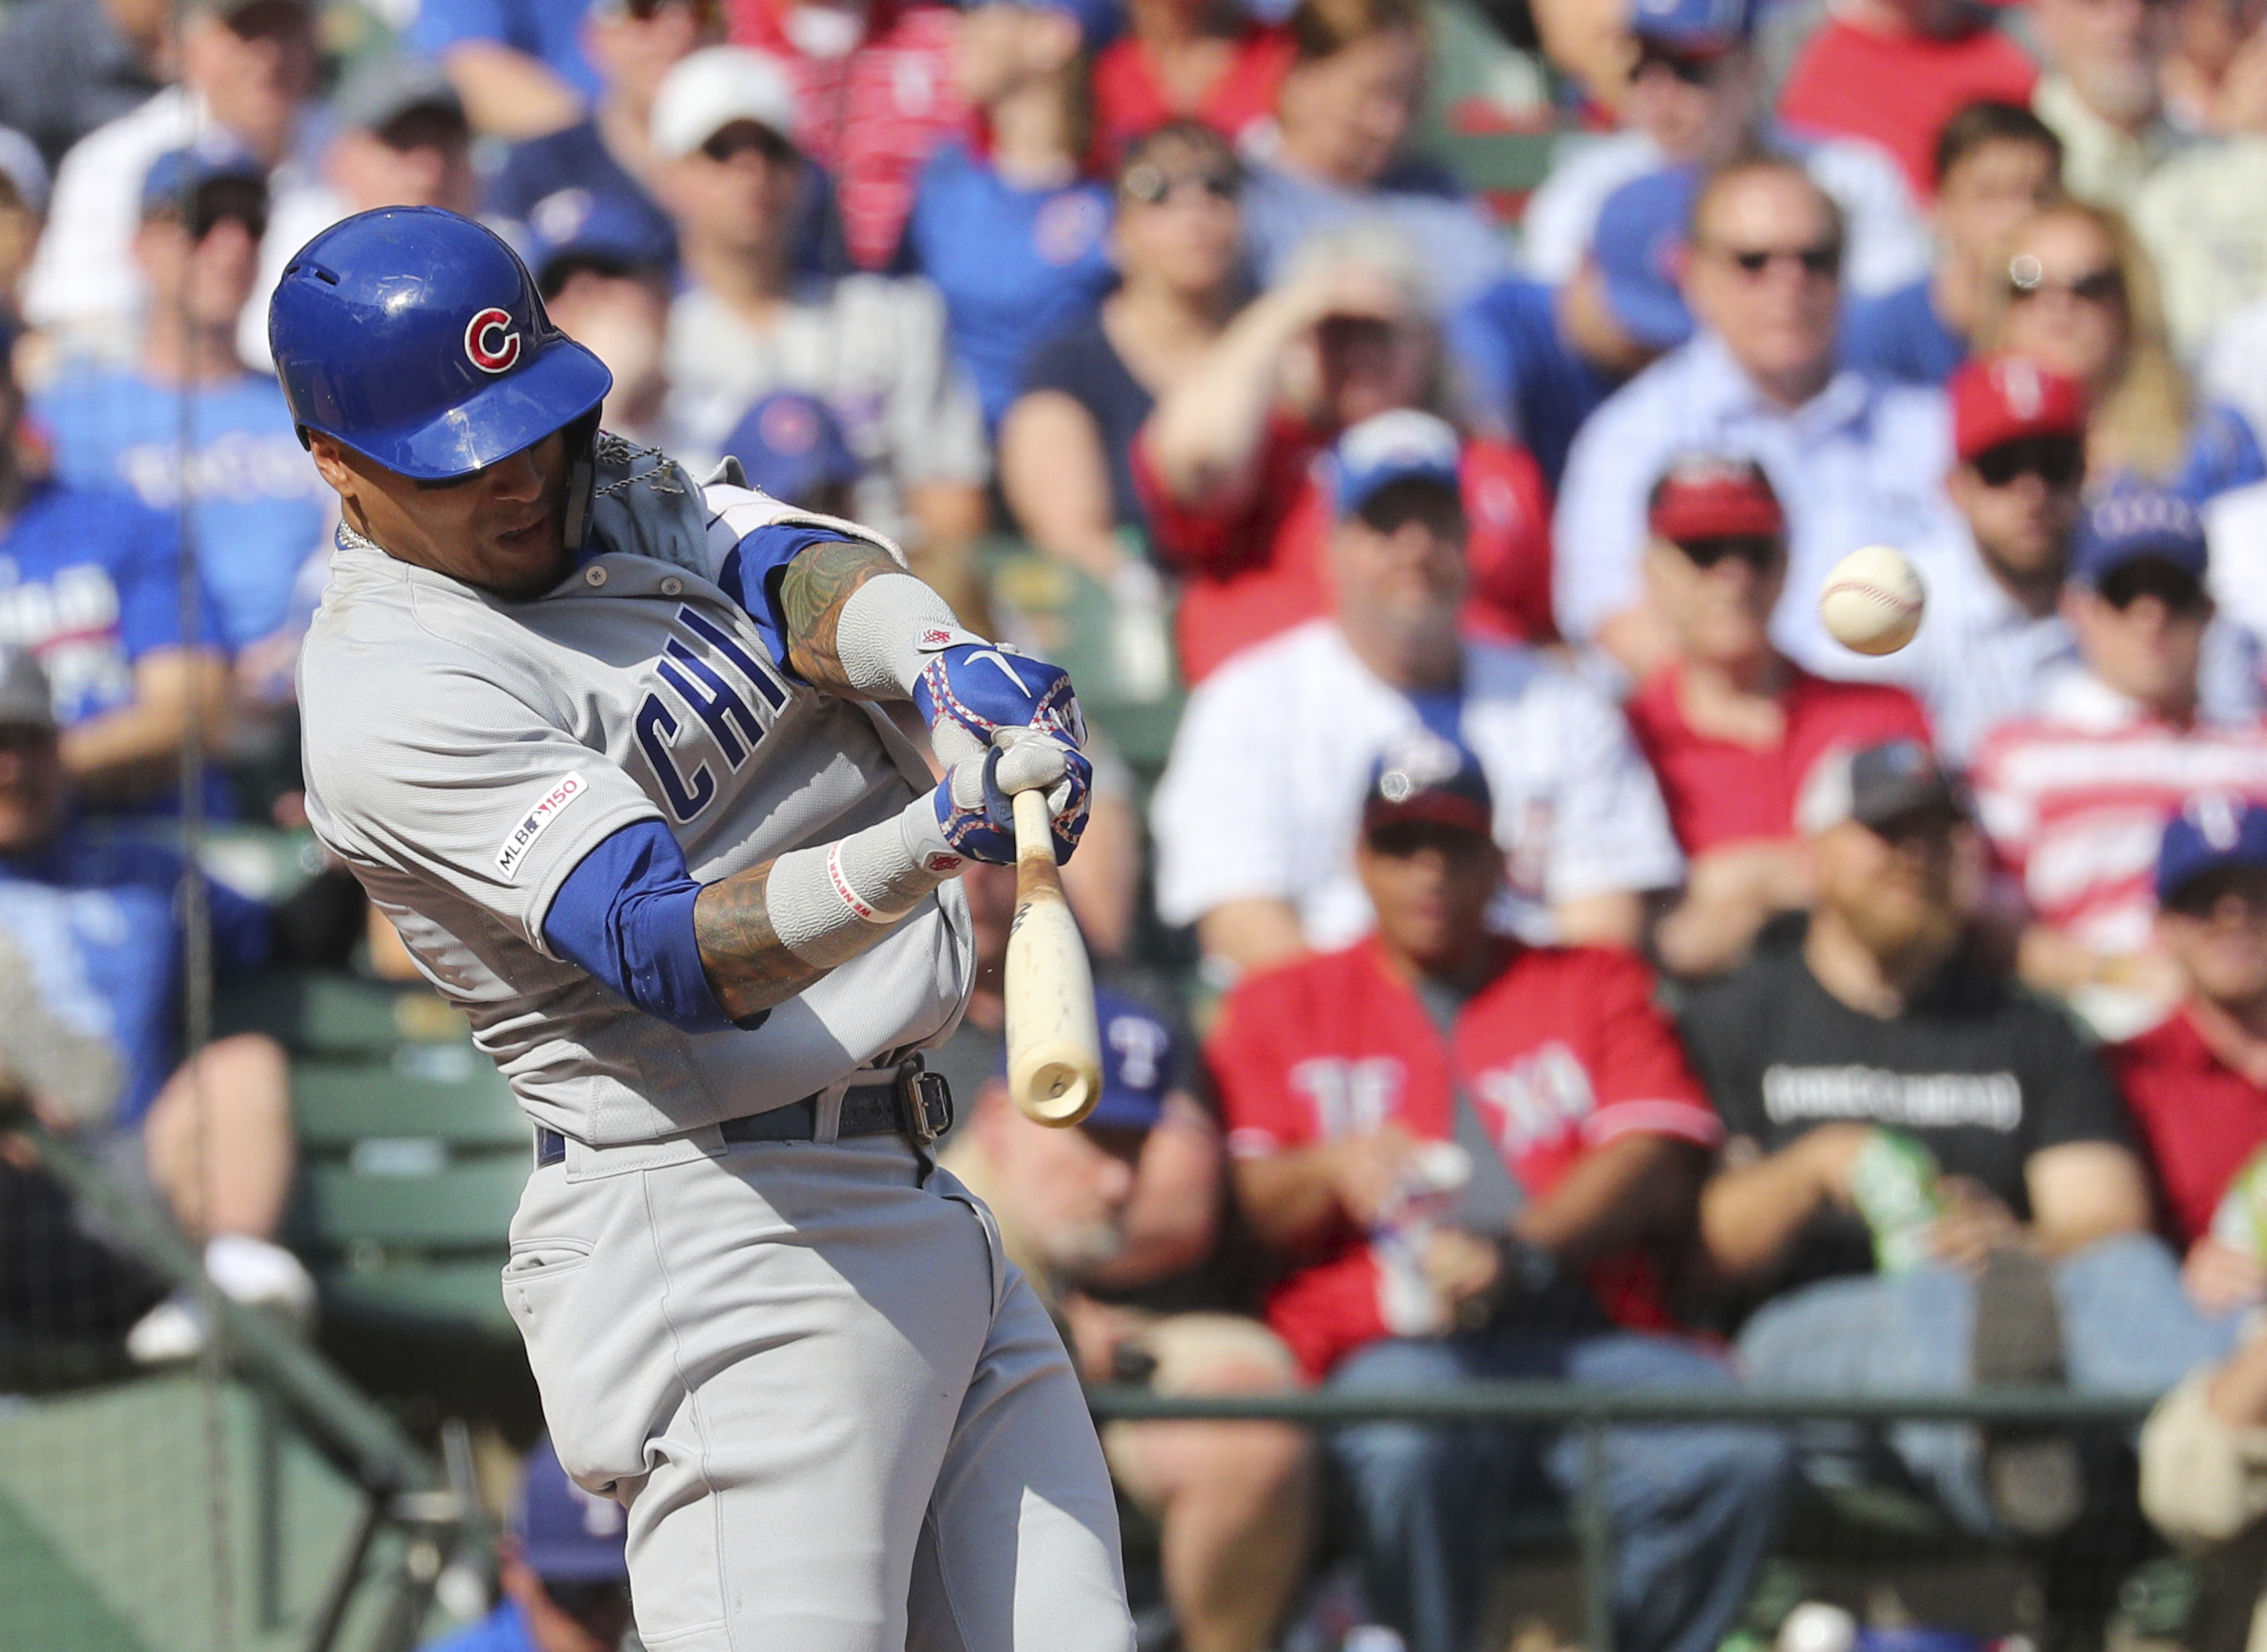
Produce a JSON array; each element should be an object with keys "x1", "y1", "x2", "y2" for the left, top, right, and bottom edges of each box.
[{"x1": 1819, "y1": 544, "x2": 1925, "y2": 656}]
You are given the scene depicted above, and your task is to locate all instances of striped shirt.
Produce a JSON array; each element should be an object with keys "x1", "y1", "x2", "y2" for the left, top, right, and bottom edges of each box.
[{"x1": 1973, "y1": 669, "x2": 2267, "y2": 955}]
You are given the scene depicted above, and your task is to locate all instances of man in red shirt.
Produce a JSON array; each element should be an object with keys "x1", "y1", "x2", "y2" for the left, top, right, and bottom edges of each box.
[
  {"x1": 2109, "y1": 797, "x2": 2267, "y2": 1313},
  {"x1": 726, "y1": 0, "x2": 965, "y2": 268},
  {"x1": 1777, "y1": 0, "x2": 2038, "y2": 200},
  {"x1": 1208, "y1": 738, "x2": 1789, "y2": 1652},
  {"x1": 1133, "y1": 239, "x2": 1555, "y2": 681},
  {"x1": 1626, "y1": 456, "x2": 1933, "y2": 977}
]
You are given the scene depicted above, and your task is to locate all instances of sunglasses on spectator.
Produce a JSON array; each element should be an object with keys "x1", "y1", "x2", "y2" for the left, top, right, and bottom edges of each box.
[
  {"x1": 1633, "y1": 43, "x2": 1726, "y2": 85},
  {"x1": 2006, "y1": 255, "x2": 2123, "y2": 306},
  {"x1": 1971, "y1": 435, "x2": 2085, "y2": 489},
  {"x1": 2163, "y1": 868, "x2": 2267, "y2": 920},
  {"x1": 540, "y1": 1579, "x2": 631, "y2": 1618},
  {"x1": 594, "y1": 0, "x2": 715, "y2": 19},
  {"x1": 1705, "y1": 242, "x2": 1841, "y2": 279},
  {"x1": 1120, "y1": 162, "x2": 1240, "y2": 206},
  {"x1": 701, "y1": 123, "x2": 797, "y2": 165},
  {"x1": 1671, "y1": 532, "x2": 1782, "y2": 569},
  {"x1": 2097, "y1": 558, "x2": 2210, "y2": 616}
]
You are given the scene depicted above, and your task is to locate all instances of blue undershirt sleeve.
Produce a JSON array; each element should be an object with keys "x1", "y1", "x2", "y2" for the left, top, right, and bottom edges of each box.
[
  {"x1": 542, "y1": 819, "x2": 745, "y2": 1035},
  {"x1": 711, "y1": 524, "x2": 858, "y2": 681}
]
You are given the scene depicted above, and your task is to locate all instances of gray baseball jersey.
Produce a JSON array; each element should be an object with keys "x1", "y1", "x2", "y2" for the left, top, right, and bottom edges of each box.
[{"x1": 299, "y1": 439, "x2": 974, "y2": 1146}]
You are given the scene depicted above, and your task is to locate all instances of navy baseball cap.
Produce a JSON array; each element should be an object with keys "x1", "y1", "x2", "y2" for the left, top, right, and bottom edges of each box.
[
  {"x1": 1332, "y1": 410, "x2": 1462, "y2": 520},
  {"x1": 723, "y1": 391, "x2": 860, "y2": 510},
  {"x1": 2069, "y1": 486, "x2": 2208, "y2": 590},
  {"x1": 1362, "y1": 733, "x2": 1496, "y2": 838},
  {"x1": 1593, "y1": 167, "x2": 1697, "y2": 351},
  {"x1": 1086, "y1": 990, "x2": 1176, "y2": 1134},
  {"x1": 1630, "y1": 0, "x2": 1752, "y2": 55},
  {"x1": 2157, "y1": 794, "x2": 2267, "y2": 904},
  {"x1": 140, "y1": 145, "x2": 266, "y2": 220},
  {"x1": 524, "y1": 190, "x2": 674, "y2": 290},
  {"x1": 1796, "y1": 738, "x2": 1966, "y2": 836},
  {"x1": 513, "y1": 1437, "x2": 629, "y2": 1584}
]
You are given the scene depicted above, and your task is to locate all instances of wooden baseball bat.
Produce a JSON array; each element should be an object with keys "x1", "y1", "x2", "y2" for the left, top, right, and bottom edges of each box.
[{"x1": 1005, "y1": 786, "x2": 1102, "y2": 1127}]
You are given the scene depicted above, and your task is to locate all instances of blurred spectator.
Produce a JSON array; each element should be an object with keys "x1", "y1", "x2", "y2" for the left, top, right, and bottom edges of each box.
[
  {"x1": 530, "y1": 197, "x2": 678, "y2": 444},
  {"x1": 1520, "y1": 0, "x2": 1929, "y2": 300},
  {"x1": 1237, "y1": 0, "x2": 1510, "y2": 312},
  {"x1": 1841, "y1": 102, "x2": 2064, "y2": 388},
  {"x1": 1554, "y1": 159, "x2": 1957, "y2": 680},
  {"x1": 726, "y1": 0, "x2": 968, "y2": 271},
  {"x1": 2161, "y1": 0, "x2": 2267, "y2": 129},
  {"x1": 1135, "y1": 235, "x2": 1554, "y2": 681},
  {"x1": 0, "y1": 0, "x2": 168, "y2": 175},
  {"x1": 655, "y1": 45, "x2": 990, "y2": 608},
  {"x1": 1152, "y1": 412, "x2": 1679, "y2": 974},
  {"x1": 905, "y1": 0, "x2": 1115, "y2": 430},
  {"x1": 0, "y1": 130, "x2": 51, "y2": 322},
  {"x1": 1776, "y1": 0, "x2": 2040, "y2": 203},
  {"x1": 488, "y1": 0, "x2": 715, "y2": 279},
  {"x1": 1978, "y1": 199, "x2": 2265, "y2": 501},
  {"x1": 1894, "y1": 356, "x2": 2097, "y2": 766},
  {"x1": 1627, "y1": 458, "x2": 1932, "y2": 979},
  {"x1": 25, "y1": 0, "x2": 324, "y2": 366},
  {"x1": 1973, "y1": 488, "x2": 2267, "y2": 1020},
  {"x1": 2031, "y1": 0, "x2": 2190, "y2": 208},
  {"x1": 1210, "y1": 738, "x2": 1787, "y2": 1652},
  {"x1": 1089, "y1": 0, "x2": 1294, "y2": 160},
  {"x1": 34, "y1": 149, "x2": 328, "y2": 667},
  {"x1": 1451, "y1": 167, "x2": 1690, "y2": 493},
  {"x1": 2138, "y1": 1325, "x2": 2267, "y2": 1652},
  {"x1": 420, "y1": 1436, "x2": 633, "y2": 1652},
  {"x1": 410, "y1": 0, "x2": 599, "y2": 142},
  {"x1": 2130, "y1": 121, "x2": 2267, "y2": 357},
  {"x1": 941, "y1": 979, "x2": 1318, "y2": 1652},
  {"x1": 1687, "y1": 737, "x2": 2220, "y2": 1534},
  {"x1": 1000, "y1": 121, "x2": 1244, "y2": 584},
  {"x1": 0, "y1": 323, "x2": 227, "y2": 809},
  {"x1": 2107, "y1": 799, "x2": 2267, "y2": 1306},
  {"x1": 245, "y1": 54, "x2": 479, "y2": 372},
  {"x1": 720, "y1": 390, "x2": 861, "y2": 512},
  {"x1": 0, "y1": 643, "x2": 359, "y2": 1364}
]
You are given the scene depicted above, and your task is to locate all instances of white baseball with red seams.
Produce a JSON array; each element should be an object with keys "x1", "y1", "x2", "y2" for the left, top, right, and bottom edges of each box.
[{"x1": 1819, "y1": 543, "x2": 1927, "y2": 656}]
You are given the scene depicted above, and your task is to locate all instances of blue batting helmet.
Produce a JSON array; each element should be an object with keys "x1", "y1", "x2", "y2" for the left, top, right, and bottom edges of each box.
[{"x1": 268, "y1": 206, "x2": 612, "y2": 481}]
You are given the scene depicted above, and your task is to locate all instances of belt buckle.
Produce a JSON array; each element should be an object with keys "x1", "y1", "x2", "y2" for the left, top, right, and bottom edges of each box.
[{"x1": 896, "y1": 1060, "x2": 953, "y2": 1143}]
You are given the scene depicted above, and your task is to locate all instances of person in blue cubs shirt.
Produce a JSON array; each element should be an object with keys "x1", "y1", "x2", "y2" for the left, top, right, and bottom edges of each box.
[
  {"x1": 0, "y1": 642, "x2": 360, "y2": 1363},
  {"x1": 0, "y1": 359, "x2": 227, "y2": 815},
  {"x1": 36, "y1": 147, "x2": 331, "y2": 660},
  {"x1": 421, "y1": 1436, "x2": 633, "y2": 1652},
  {"x1": 905, "y1": 0, "x2": 1116, "y2": 430}
]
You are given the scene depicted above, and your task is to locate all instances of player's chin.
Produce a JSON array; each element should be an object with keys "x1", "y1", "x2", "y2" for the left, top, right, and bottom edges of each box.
[{"x1": 481, "y1": 520, "x2": 572, "y2": 599}]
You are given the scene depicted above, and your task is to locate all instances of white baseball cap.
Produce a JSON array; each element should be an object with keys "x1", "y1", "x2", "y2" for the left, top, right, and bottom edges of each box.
[{"x1": 651, "y1": 47, "x2": 801, "y2": 161}]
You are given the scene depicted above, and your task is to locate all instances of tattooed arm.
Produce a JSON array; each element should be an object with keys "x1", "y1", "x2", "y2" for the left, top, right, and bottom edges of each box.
[
  {"x1": 693, "y1": 856, "x2": 826, "y2": 1020},
  {"x1": 777, "y1": 539, "x2": 917, "y2": 697}
]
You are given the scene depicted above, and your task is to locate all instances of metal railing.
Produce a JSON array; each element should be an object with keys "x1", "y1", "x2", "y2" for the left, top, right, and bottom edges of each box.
[{"x1": 1084, "y1": 1382, "x2": 2162, "y2": 1652}]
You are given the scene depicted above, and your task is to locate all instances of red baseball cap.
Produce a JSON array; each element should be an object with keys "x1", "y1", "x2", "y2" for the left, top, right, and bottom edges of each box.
[
  {"x1": 1646, "y1": 455, "x2": 1785, "y2": 543},
  {"x1": 1950, "y1": 355, "x2": 2087, "y2": 464}
]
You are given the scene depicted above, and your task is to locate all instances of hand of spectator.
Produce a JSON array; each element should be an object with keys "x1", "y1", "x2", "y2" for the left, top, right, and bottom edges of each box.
[
  {"x1": 1688, "y1": 842, "x2": 1813, "y2": 914},
  {"x1": 1329, "y1": 1124, "x2": 1423, "y2": 1226},
  {"x1": 1929, "y1": 1176, "x2": 2025, "y2": 1270},
  {"x1": 1061, "y1": 1291, "x2": 1153, "y2": 1384},
  {"x1": 2183, "y1": 1235, "x2": 2267, "y2": 1314},
  {"x1": 1797, "y1": 1121, "x2": 1879, "y2": 1204},
  {"x1": 1422, "y1": 1226, "x2": 1505, "y2": 1320},
  {"x1": 1276, "y1": 257, "x2": 1411, "y2": 334}
]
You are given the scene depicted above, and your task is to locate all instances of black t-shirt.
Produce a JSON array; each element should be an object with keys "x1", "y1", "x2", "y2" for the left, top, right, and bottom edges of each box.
[
  {"x1": 1017, "y1": 312, "x2": 1154, "y2": 535},
  {"x1": 1679, "y1": 936, "x2": 2132, "y2": 1293}
]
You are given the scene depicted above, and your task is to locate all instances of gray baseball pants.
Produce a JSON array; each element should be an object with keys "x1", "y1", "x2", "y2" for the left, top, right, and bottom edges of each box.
[{"x1": 502, "y1": 1129, "x2": 1136, "y2": 1652}]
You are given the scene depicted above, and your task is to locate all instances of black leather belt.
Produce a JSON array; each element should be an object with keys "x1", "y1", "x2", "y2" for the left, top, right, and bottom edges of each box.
[{"x1": 534, "y1": 1061, "x2": 952, "y2": 1168}]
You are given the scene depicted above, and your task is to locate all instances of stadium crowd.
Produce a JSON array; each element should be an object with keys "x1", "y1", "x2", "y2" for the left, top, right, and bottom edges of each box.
[{"x1": 18, "y1": 0, "x2": 2267, "y2": 1648}]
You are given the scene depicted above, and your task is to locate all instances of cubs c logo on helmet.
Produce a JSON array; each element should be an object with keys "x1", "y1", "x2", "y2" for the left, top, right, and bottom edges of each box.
[{"x1": 464, "y1": 307, "x2": 523, "y2": 375}]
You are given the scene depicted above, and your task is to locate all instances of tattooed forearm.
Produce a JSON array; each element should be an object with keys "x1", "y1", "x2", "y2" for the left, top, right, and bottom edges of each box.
[
  {"x1": 694, "y1": 862, "x2": 829, "y2": 1021},
  {"x1": 780, "y1": 540, "x2": 905, "y2": 695}
]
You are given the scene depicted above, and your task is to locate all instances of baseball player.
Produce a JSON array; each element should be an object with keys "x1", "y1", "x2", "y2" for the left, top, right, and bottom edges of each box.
[{"x1": 271, "y1": 207, "x2": 1134, "y2": 1652}]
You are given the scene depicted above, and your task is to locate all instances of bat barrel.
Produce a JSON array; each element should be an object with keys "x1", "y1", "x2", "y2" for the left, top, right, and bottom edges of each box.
[{"x1": 1005, "y1": 788, "x2": 1103, "y2": 1127}]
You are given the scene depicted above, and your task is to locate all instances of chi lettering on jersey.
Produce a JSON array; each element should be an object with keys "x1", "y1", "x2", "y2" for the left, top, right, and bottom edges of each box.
[{"x1": 633, "y1": 606, "x2": 792, "y2": 823}]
